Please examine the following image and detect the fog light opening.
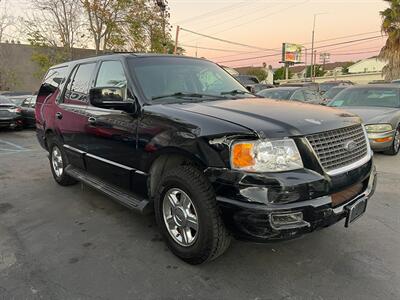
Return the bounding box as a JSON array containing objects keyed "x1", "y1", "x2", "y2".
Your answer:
[{"x1": 270, "y1": 212, "x2": 309, "y2": 230}]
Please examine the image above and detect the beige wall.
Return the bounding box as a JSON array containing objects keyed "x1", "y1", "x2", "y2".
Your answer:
[{"x1": 0, "y1": 43, "x2": 96, "y2": 92}]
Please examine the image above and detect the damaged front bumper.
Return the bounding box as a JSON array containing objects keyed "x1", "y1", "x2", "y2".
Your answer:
[{"x1": 205, "y1": 159, "x2": 377, "y2": 242}]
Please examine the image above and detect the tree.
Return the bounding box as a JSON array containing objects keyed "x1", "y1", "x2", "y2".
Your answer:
[
  {"x1": 81, "y1": 0, "x2": 130, "y2": 54},
  {"x1": 246, "y1": 68, "x2": 267, "y2": 82},
  {"x1": 29, "y1": 0, "x2": 85, "y2": 59},
  {"x1": 273, "y1": 67, "x2": 292, "y2": 81},
  {"x1": 379, "y1": 0, "x2": 400, "y2": 81},
  {"x1": 305, "y1": 65, "x2": 326, "y2": 78},
  {"x1": 0, "y1": 0, "x2": 13, "y2": 42}
]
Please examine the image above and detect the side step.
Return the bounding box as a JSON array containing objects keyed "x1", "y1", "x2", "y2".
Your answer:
[{"x1": 65, "y1": 165, "x2": 151, "y2": 214}]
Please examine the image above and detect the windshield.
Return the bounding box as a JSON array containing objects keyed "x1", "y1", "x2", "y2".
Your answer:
[
  {"x1": 324, "y1": 87, "x2": 346, "y2": 100},
  {"x1": 0, "y1": 96, "x2": 13, "y2": 105},
  {"x1": 320, "y1": 83, "x2": 338, "y2": 92},
  {"x1": 236, "y1": 75, "x2": 259, "y2": 85},
  {"x1": 257, "y1": 89, "x2": 294, "y2": 100},
  {"x1": 128, "y1": 57, "x2": 251, "y2": 103},
  {"x1": 328, "y1": 87, "x2": 400, "y2": 108}
]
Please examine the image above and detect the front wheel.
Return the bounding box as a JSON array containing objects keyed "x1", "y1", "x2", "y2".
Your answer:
[
  {"x1": 384, "y1": 126, "x2": 400, "y2": 156},
  {"x1": 154, "y1": 166, "x2": 231, "y2": 265}
]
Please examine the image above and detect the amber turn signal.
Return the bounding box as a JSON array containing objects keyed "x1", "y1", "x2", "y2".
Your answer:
[
  {"x1": 232, "y1": 143, "x2": 255, "y2": 169},
  {"x1": 374, "y1": 137, "x2": 393, "y2": 143}
]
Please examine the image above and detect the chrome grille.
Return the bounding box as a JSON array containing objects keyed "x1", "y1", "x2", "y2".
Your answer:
[
  {"x1": 306, "y1": 124, "x2": 368, "y2": 172},
  {"x1": 0, "y1": 110, "x2": 11, "y2": 117}
]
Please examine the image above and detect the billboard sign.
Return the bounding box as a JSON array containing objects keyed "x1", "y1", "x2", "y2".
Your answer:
[{"x1": 282, "y1": 43, "x2": 303, "y2": 64}]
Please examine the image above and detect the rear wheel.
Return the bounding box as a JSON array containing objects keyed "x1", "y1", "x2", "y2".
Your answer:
[
  {"x1": 48, "y1": 136, "x2": 77, "y2": 186},
  {"x1": 154, "y1": 166, "x2": 231, "y2": 265},
  {"x1": 384, "y1": 126, "x2": 400, "y2": 156}
]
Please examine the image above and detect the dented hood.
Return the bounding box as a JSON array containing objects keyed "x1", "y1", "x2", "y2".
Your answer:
[{"x1": 171, "y1": 98, "x2": 361, "y2": 138}]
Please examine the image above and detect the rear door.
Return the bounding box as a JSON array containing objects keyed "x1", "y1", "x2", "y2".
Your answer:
[{"x1": 55, "y1": 62, "x2": 97, "y2": 169}]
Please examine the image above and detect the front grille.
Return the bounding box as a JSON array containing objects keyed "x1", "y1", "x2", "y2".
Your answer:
[
  {"x1": 306, "y1": 124, "x2": 368, "y2": 172},
  {"x1": 0, "y1": 110, "x2": 11, "y2": 117}
]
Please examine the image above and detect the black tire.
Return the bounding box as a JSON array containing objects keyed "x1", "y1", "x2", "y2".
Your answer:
[
  {"x1": 154, "y1": 166, "x2": 231, "y2": 265},
  {"x1": 47, "y1": 136, "x2": 77, "y2": 186},
  {"x1": 383, "y1": 126, "x2": 400, "y2": 156}
]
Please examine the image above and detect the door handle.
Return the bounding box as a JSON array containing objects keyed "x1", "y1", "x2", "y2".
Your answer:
[
  {"x1": 55, "y1": 112, "x2": 63, "y2": 119},
  {"x1": 88, "y1": 117, "x2": 97, "y2": 125}
]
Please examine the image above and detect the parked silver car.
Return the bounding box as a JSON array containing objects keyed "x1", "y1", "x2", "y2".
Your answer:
[{"x1": 328, "y1": 85, "x2": 400, "y2": 155}]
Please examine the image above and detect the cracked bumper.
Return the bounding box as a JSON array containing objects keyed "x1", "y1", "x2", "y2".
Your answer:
[{"x1": 206, "y1": 160, "x2": 377, "y2": 242}]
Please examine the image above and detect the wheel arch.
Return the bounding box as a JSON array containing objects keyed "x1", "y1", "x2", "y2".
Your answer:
[{"x1": 147, "y1": 149, "x2": 207, "y2": 200}]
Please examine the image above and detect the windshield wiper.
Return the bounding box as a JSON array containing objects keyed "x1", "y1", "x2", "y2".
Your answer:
[
  {"x1": 152, "y1": 92, "x2": 226, "y2": 100},
  {"x1": 220, "y1": 89, "x2": 254, "y2": 96}
]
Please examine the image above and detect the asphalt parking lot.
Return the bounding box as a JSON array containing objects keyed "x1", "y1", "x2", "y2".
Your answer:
[{"x1": 0, "y1": 129, "x2": 399, "y2": 300}]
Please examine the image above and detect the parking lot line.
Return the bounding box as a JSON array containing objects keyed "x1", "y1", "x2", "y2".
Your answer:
[{"x1": 0, "y1": 139, "x2": 29, "y2": 153}]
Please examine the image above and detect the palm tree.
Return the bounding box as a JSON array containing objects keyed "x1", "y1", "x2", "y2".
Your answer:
[{"x1": 379, "y1": 0, "x2": 400, "y2": 81}]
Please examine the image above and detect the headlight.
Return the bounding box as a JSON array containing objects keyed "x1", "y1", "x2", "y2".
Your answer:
[
  {"x1": 7, "y1": 107, "x2": 21, "y2": 114},
  {"x1": 231, "y1": 139, "x2": 303, "y2": 172},
  {"x1": 365, "y1": 124, "x2": 393, "y2": 133}
]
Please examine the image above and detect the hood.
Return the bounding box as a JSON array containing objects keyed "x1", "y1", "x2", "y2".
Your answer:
[
  {"x1": 169, "y1": 98, "x2": 361, "y2": 138},
  {"x1": 339, "y1": 106, "x2": 399, "y2": 124}
]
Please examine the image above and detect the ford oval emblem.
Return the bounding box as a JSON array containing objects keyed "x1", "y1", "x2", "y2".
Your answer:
[{"x1": 344, "y1": 140, "x2": 357, "y2": 152}]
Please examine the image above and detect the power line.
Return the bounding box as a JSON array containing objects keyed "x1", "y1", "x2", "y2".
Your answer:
[
  {"x1": 182, "y1": 0, "x2": 309, "y2": 44},
  {"x1": 179, "y1": 44, "x2": 250, "y2": 53},
  {"x1": 172, "y1": 1, "x2": 252, "y2": 26},
  {"x1": 180, "y1": 27, "x2": 281, "y2": 52},
  {"x1": 216, "y1": 36, "x2": 383, "y2": 64}
]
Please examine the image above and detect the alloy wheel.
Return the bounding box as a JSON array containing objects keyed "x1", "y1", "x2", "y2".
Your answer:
[
  {"x1": 162, "y1": 188, "x2": 199, "y2": 247},
  {"x1": 51, "y1": 146, "x2": 64, "y2": 177},
  {"x1": 394, "y1": 128, "x2": 400, "y2": 153}
]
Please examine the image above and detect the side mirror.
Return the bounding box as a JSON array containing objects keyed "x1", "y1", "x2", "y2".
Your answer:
[{"x1": 89, "y1": 87, "x2": 136, "y2": 112}]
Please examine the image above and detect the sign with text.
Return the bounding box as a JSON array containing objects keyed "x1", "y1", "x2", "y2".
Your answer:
[{"x1": 282, "y1": 43, "x2": 303, "y2": 64}]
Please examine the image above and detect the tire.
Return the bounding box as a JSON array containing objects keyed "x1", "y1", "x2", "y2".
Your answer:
[
  {"x1": 154, "y1": 166, "x2": 231, "y2": 265},
  {"x1": 383, "y1": 126, "x2": 400, "y2": 156},
  {"x1": 47, "y1": 136, "x2": 77, "y2": 186}
]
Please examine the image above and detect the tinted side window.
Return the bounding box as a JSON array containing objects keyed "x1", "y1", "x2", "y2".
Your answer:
[
  {"x1": 21, "y1": 98, "x2": 30, "y2": 107},
  {"x1": 64, "y1": 63, "x2": 96, "y2": 104},
  {"x1": 95, "y1": 61, "x2": 127, "y2": 88},
  {"x1": 291, "y1": 90, "x2": 305, "y2": 101},
  {"x1": 38, "y1": 66, "x2": 68, "y2": 98},
  {"x1": 304, "y1": 90, "x2": 317, "y2": 102}
]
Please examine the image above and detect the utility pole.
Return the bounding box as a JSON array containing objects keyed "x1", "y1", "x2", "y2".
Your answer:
[
  {"x1": 310, "y1": 13, "x2": 326, "y2": 82},
  {"x1": 174, "y1": 25, "x2": 180, "y2": 54},
  {"x1": 310, "y1": 15, "x2": 316, "y2": 82},
  {"x1": 313, "y1": 50, "x2": 317, "y2": 81}
]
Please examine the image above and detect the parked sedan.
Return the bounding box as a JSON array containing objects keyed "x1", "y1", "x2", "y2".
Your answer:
[
  {"x1": 328, "y1": 85, "x2": 400, "y2": 155},
  {"x1": 19, "y1": 95, "x2": 37, "y2": 127},
  {"x1": 257, "y1": 87, "x2": 323, "y2": 105},
  {"x1": 0, "y1": 96, "x2": 23, "y2": 130},
  {"x1": 7, "y1": 95, "x2": 32, "y2": 106},
  {"x1": 322, "y1": 86, "x2": 348, "y2": 103}
]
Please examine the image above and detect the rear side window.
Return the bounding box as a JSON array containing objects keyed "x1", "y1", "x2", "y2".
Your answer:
[
  {"x1": 64, "y1": 63, "x2": 96, "y2": 104},
  {"x1": 291, "y1": 90, "x2": 305, "y2": 101},
  {"x1": 38, "y1": 66, "x2": 68, "y2": 98}
]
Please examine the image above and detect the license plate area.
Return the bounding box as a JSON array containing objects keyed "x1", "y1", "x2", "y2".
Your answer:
[{"x1": 345, "y1": 198, "x2": 367, "y2": 227}]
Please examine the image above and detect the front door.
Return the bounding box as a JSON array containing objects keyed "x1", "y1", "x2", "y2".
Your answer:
[{"x1": 83, "y1": 60, "x2": 142, "y2": 193}]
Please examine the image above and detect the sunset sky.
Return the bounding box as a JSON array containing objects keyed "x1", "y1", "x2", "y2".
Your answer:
[
  {"x1": 6, "y1": 0, "x2": 389, "y2": 69},
  {"x1": 169, "y1": 0, "x2": 388, "y2": 68}
]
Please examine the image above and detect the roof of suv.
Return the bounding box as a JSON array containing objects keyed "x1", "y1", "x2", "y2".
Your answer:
[{"x1": 50, "y1": 53, "x2": 204, "y2": 69}]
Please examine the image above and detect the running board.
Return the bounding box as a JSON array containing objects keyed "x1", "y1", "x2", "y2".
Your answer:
[{"x1": 65, "y1": 165, "x2": 151, "y2": 214}]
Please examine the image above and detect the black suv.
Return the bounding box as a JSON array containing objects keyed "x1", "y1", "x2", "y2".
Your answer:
[{"x1": 36, "y1": 54, "x2": 377, "y2": 264}]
